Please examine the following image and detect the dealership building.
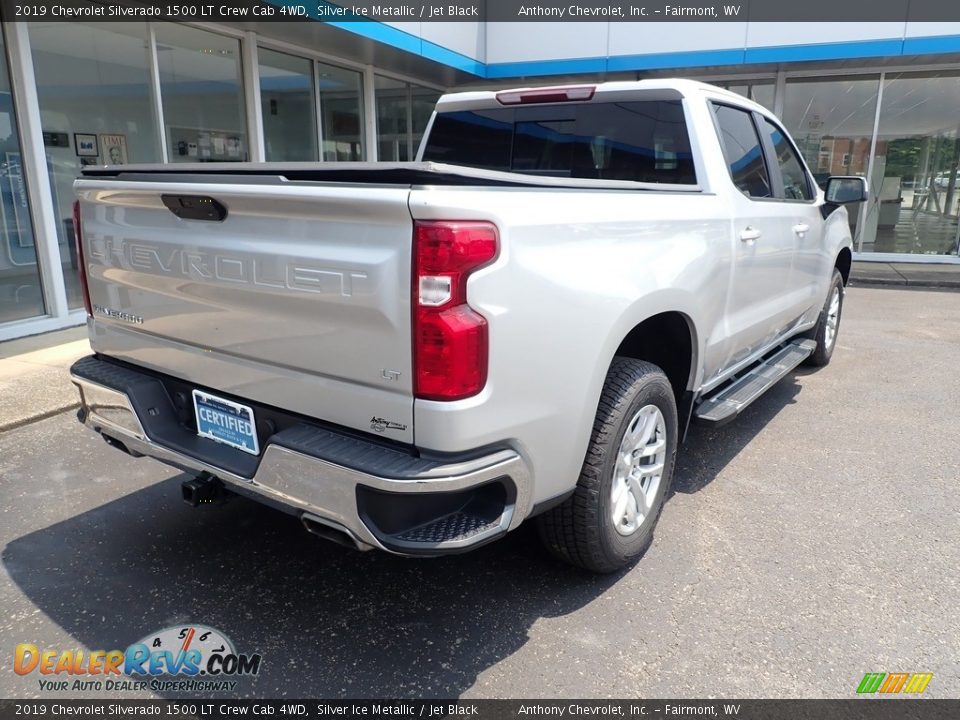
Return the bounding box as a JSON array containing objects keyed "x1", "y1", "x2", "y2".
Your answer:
[{"x1": 2, "y1": 16, "x2": 960, "y2": 340}]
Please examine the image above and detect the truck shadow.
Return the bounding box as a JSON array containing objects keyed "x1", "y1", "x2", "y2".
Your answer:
[
  {"x1": 673, "y1": 375, "x2": 802, "y2": 494},
  {"x1": 3, "y1": 477, "x2": 621, "y2": 700},
  {"x1": 3, "y1": 375, "x2": 802, "y2": 699}
]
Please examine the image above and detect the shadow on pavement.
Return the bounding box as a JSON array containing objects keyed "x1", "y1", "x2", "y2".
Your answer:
[
  {"x1": 3, "y1": 373, "x2": 805, "y2": 699},
  {"x1": 673, "y1": 376, "x2": 802, "y2": 495},
  {"x1": 3, "y1": 473, "x2": 622, "y2": 699}
]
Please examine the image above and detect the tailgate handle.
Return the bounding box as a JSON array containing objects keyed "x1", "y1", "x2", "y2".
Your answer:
[{"x1": 161, "y1": 194, "x2": 227, "y2": 222}]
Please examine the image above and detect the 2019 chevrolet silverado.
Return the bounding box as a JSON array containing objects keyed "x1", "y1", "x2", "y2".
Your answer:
[{"x1": 69, "y1": 80, "x2": 866, "y2": 572}]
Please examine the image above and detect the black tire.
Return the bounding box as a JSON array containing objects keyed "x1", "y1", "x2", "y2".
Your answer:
[
  {"x1": 537, "y1": 358, "x2": 678, "y2": 573},
  {"x1": 803, "y1": 268, "x2": 845, "y2": 367}
]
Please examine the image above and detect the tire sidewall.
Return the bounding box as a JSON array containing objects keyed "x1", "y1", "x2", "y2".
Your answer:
[
  {"x1": 817, "y1": 270, "x2": 845, "y2": 362},
  {"x1": 597, "y1": 374, "x2": 678, "y2": 564}
]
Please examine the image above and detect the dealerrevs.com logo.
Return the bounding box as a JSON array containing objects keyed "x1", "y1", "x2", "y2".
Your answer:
[{"x1": 15, "y1": 625, "x2": 262, "y2": 693}]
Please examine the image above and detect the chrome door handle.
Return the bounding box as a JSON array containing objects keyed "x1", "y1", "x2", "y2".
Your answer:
[
  {"x1": 739, "y1": 227, "x2": 762, "y2": 242},
  {"x1": 792, "y1": 223, "x2": 810, "y2": 236}
]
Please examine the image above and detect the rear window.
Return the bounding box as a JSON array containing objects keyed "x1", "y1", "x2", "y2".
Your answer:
[{"x1": 422, "y1": 100, "x2": 697, "y2": 184}]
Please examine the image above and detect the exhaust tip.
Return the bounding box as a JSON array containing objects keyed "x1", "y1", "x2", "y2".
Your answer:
[{"x1": 301, "y1": 513, "x2": 372, "y2": 552}]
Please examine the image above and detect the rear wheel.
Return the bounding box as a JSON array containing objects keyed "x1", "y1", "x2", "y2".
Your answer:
[
  {"x1": 537, "y1": 358, "x2": 678, "y2": 573},
  {"x1": 803, "y1": 268, "x2": 844, "y2": 367}
]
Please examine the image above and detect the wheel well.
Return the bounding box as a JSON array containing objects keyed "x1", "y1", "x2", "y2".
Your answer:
[
  {"x1": 614, "y1": 312, "x2": 694, "y2": 402},
  {"x1": 835, "y1": 247, "x2": 852, "y2": 285}
]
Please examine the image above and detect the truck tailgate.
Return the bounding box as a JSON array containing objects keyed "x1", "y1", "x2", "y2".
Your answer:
[{"x1": 74, "y1": 178, "x2": 415, "y2": 443}]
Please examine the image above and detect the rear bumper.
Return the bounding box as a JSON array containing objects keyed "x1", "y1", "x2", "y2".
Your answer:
[{"x1": 70, "y1": 355, "x2": 531, "y2": 555}]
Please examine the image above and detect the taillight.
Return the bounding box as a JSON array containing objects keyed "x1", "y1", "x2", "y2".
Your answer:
[
  {"x1": 495, "y1": 85, "x2": 596, "y2": 105},
  {"x1": 73, "y1": 200, "x2": 92, "y2": 316},
  {"x1": 413, "y1": 221, "x2": 498, "y2": 401}
]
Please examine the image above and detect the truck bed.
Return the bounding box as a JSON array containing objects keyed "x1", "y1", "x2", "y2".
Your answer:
[{"x1": 81, "y1": 161, "x2": 702, "y2": 193}]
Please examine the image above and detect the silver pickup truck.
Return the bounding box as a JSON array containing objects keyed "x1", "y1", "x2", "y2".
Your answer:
[{"x1": 69, "y1": 79, "x2": 865, "y2": 572}]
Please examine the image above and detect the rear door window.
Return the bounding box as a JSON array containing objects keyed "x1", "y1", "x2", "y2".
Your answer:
[
  {"x1": 422, "y1": 100, "x2": 697, "y2": 184},
  {"x1": 711, "y1": 103, "x2": 772, "y2": 199},
  {"x1": 762, "y1": 118, "x2": 814, "y2": 201}
]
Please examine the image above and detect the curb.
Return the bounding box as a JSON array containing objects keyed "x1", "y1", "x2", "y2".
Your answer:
[
  {"x1": 851, "y1": 277, "x2": 960, "y2": 290},
  {"x1": 0, "y1": 403, "x2": 80, "y2": 434}
]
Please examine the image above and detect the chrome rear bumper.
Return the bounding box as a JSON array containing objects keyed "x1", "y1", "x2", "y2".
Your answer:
[{"x1": 71, "y1": 356, "x2": 530, "y2": 555}]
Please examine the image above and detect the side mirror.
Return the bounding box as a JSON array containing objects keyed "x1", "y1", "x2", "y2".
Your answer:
[{"x1": 825, "y1": 176, "x2": 868, "y2": 204}]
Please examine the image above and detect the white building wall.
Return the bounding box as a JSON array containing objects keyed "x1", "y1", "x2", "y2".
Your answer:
[{"x1": 377, "y1": 20, "x2": 960, "y2": 75}]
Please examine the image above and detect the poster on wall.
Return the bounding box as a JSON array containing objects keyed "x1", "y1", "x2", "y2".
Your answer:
[
  {"x1": 170, "y1": 127, "x2": 246, "y2": 162},
  {"x1": 100, "y1": 134, "x2": 128, "y2": 165},
  {"x1": 74, "y1": 133, "x2": 98, "y2": 157}
]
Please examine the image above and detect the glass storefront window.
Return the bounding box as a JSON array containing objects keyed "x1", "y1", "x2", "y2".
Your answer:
[
  {"x1": 259, "y1": 48, "x2": 317, "y2": 162},
  {"x1": 317, "y1": 62, "x2": 364, "y2": 161},
  {"x1": 154, "y1": 24, "x2": 247, "y2": 163},
  {"x1": 863, "y1": 71, "x2": 960, "y2": 256},
  {"x1": 29, "y1": 20, "x2": 159, "y2": 311},
  {"x1": 713, "y1": 80, "x2": 776, "y2": 112},
  {"x1": 0, "y1": 27, "x2": 45, "y2": 323},
  {"x1": 782, "y1": 75, "x2": 881, "y2": 244},
  {"x1": 411, "y1": 84, "x2": 441, "y2": 157},
  {"x1": 375, "y1": 76, "x2": 440, "y2": 161},
  {"x1": 375, "y1": 76, "x2": 410, "y2": 162}
]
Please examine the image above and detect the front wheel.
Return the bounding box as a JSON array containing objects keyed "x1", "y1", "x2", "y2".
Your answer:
[
  {"x1": 537, "y1": 358, "x2": 678, "y2": 573},
  {"x1": 803, "y1": 268, "x2": 845, "y2": 367}
]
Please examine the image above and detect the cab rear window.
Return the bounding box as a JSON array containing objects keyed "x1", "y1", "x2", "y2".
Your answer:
[{"x1": 422, "y1": 100, "x2": 697, "y2": 185}]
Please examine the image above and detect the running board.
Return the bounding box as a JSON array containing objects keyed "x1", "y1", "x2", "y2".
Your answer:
[{"x1": 693, "y1": 339, "x2": 816, "y2": 428}]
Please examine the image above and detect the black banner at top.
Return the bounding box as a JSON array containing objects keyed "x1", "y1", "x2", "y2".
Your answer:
[{"x1": 6, "y1": 0, "x2": 960, "y2": 22}]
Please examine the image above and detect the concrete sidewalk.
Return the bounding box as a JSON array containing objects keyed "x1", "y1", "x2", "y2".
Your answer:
[
  {"x1": 0, "y1": 326, "x2": 90, "y2": 433},
  {"x1": 851, "y1": 260, "x2": 960, "y2": 288}
]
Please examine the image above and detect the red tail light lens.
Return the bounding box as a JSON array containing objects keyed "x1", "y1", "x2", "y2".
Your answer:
[
  {"x1": 413, "y1": 221, "x2": 498, "y2": 400},
  {"x1": 73, "y1": 200, "x2": 92, "y2": 316}
]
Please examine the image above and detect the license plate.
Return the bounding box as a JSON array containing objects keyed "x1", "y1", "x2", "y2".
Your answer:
[{"x1": 192, "y1": 389, "x2": 260, "y2": 456}]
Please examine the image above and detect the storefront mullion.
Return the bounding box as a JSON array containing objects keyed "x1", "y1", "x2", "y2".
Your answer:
[
  {"x1": 313, "y1": 60, "x2": 325, "y2": 160},
  {"x1": 858, "y1": 71, "x2": 885, "y2": 254},
  {"x1": 242, "y1": 31, "x2": 266, "y2": 163},
  {"x1": 1, "y1": 21, "x2": 70, "y2": 336},
  {"x1": 146, "y1": 24, "x2": 169, "y2": 163}
]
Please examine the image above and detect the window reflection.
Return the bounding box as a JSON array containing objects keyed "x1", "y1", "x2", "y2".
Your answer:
[
  {"x1": 375, "y1": 76, "x2": 440, "y2": 161},
  {"x1": 781, "y1": 75, "x2": 880, "y2": 245},
  {"x1": 29, "y1": 20, "x2": 159, "y2": 311},
  {"x1": 1, "y1": 28, "x2": 45, "y2": 322},
  {"x1": 867, "y1": 71, "x2": 960, "y2": 255},
  {"x1": 259, "y1": 48, "x2": 317, "y2": 162},
  {"x1": 318, "y1": 62, "x2": 364, "y2": 161},
  {"x1": 155, "y1": 24, "x2": 247, "y2": 163}
]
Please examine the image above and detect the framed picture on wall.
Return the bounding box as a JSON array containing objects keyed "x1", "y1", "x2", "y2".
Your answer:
[
  {"x1": 74, "y1": 133, "x2": 98, "y2": 157},
  {"x1": 100, "y1": 134, "x2": 128, "y2": 165}
]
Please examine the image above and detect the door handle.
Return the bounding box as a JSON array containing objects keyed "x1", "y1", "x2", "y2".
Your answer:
[
  {"x1": 739, "y1": 227, "x2": 762, "y2": 242},
  {"x1": 792, "y1": 223, "x2": 810, "y2": 236}
]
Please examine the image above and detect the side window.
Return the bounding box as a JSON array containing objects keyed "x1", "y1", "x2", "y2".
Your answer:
[
  {"x1": 712, "y1": 103, "x2": 772, "y2": 199},
  {"x1": 763, "y1": 118, "x2": 814, "y2": 201}
]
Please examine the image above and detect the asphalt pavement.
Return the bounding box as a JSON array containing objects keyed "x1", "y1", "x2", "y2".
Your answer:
[{"x1": 0, "y1": 286, "x2": 958, "y2": 700}]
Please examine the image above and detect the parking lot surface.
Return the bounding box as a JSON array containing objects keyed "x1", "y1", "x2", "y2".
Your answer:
[{"x1": 1, "y1": 285, "x2": 958, "y2": 699}]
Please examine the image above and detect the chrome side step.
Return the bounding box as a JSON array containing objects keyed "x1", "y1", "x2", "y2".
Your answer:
[{"x1": 693, "y1": 339, "x2": 816, "y2": 428}]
